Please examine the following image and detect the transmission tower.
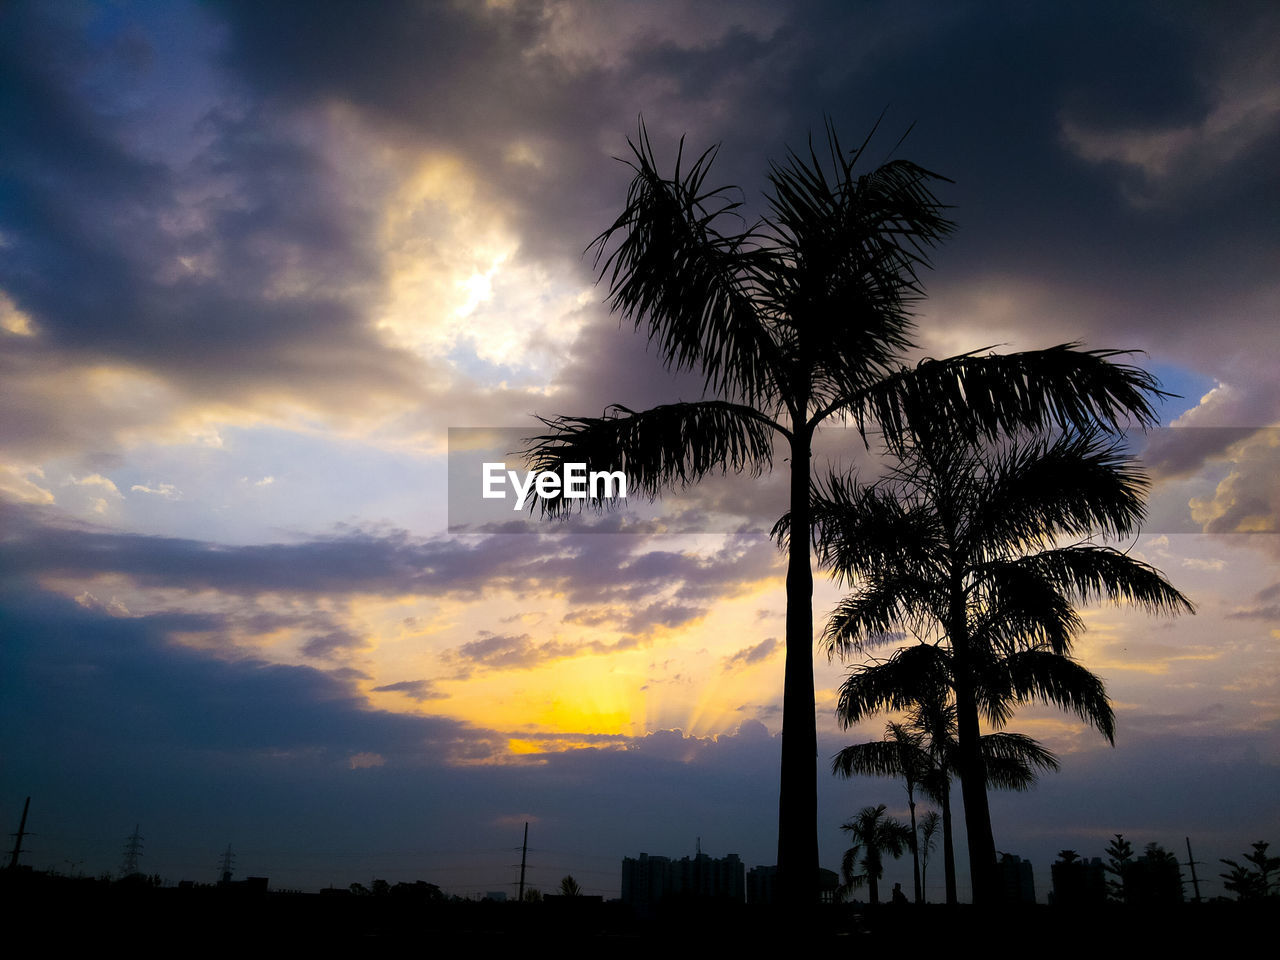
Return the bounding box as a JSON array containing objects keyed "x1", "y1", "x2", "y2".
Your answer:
[
  {"x1": 120, "y1": 824, "x2": 144, "y2": 878},
  {"x1": 217, "y1": 843, "x2": 235, "y2": 884}
]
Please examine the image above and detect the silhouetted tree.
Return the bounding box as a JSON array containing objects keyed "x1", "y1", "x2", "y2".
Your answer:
[
  {"x1": 927, "y1": 703, "x2": 1057, "y2": 905},
  {"x1": 839, "y1": 804, "x2": 912, "y2": 905},
  {"x1": 559, "y1": 874, "x2": 583, "y2": 897},
  {"x1": 918, "y1": 810, "x2": 940, "y2": 903},
  {"x1": 1127, "y1": 843, "x2": 1183, "y2": 905},
  {"x1": 832, "y1": 722, "x2": 927, "y2": 902},
  {"x1": 1220, "y1": 841, "x2": 1278, "y2": 901},
  {"x1": 1104, "y1": 833, "x2": 1133, "y2": 902},
  {"x1": 816, "y1": 423, "x2": 1193, "y2": 903},
  {"x1": 526, "y1": 120, "x2": 1169, "y2": 905}
]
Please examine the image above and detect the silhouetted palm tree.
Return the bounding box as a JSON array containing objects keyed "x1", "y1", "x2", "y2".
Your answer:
[
  {"x1": 832, "y1": 722, "x2": 927, "y2": 902},
  {"x1": 840, "y1": 804, "x2": 913, "y2": 905},
  {"x1": 525, "y1": 120, "x2": 1168, "y2": 904},
  {"x1": 918, "y1": 810, "x2": 940, "y2": 903},
  {"x1": 559, "y1": 874, "x2": 583, "y2": 896},
  {"x1": 817, "y1": 422, "x2": 1193, "y2": 903},
  {"x1": 836, "y1": 696, "x2": 1058, "y2": 905}
]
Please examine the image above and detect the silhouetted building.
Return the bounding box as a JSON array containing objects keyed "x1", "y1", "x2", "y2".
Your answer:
[
  {"x1": 1051, "y1": 853, "x2": 1106, "y2": 906},
  {"x1": 621, "y1": 852, "x2": 673, "y2": 912},
  {"x1": 1126, "y1": 844, "x2": 1184, "y2": 906},
  {"x1": 621, "y1": 846, "x2": 744, "y2": 910},
  {"x1": 747, "y1": 864, "x2": 775, "y2": 905},
  {"x1": 746, "y1": 865, "x2": 839, "y2": 905},
  {"x1": 817, "y1": 867, "x2": 840, "y2": 904},
  {"x1": 998, "y1": 853, "x2": 1036, "y2": 904}
]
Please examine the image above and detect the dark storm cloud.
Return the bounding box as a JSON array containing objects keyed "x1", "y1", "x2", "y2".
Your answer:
[
  {"x1": 0, "y1": 571, "x2": 795, "y2": 887},
  {"x1": 3, "y1": 0, "x2": 1278, "y2": 895},
  {"x1": 4, "y1": 564, "x2": 1274, "y2": 893},
  {"x1": 206, "y1": 0, "x2": 788, "y2": 263},
  {"x1": 5, "y1": 0, "x2": 1274, "y2": 470},
  {"x1": 0, "y1": 582, "x2": 480, "y2": 765},
  {"x1": 0, "y1": 2, "x2": 430, "y2": 461},
  {"x1": 0, "y1": 502, "x2": 778, "y2": 631}
]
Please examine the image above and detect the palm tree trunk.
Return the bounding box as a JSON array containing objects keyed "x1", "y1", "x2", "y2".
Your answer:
[
  {"x1": 941, "y1": 779, "x2": 957, "y2": 906},
  {"x1": 954, "y1": 672, "x2": 998, "y2": 905},
  {"x1": 908, "y1": 792, "x2": 921, "y2": 903},
  {"x1": 778, "y1": 421, "x2": 817, "y2": 907}
]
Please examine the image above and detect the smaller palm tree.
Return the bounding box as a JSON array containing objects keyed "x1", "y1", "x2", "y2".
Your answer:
[
  {"x1": 918, "y1": 810, "x2": 940, "y2": 903},
  {"x1": 816, "y1": 423, "x2": 1193, "y2": 903},
  {"x1": 559, "y1": 874, "x2": 583, "y2": 897},
  {"x1": 835, "y1": 690, "x2": 1058, "y2": 905},
  {"x1": 839, "y1": 804, "x2": 913, "y2": 905},
  {"x1": 832, "y1": 722, "x2": 928, "y2": 903}
]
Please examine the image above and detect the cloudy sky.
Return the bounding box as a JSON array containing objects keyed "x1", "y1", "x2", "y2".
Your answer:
[{"x1": 2, "y1": 1, "x2": 1277, "y2": 899}]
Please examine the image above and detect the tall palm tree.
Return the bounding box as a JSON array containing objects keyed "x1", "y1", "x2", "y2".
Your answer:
[
  {"x1": 839, "y1": 804, "x2": 913, "y2": 905},
  {"x1": 524, "y1": 120, "x2": 1168, "y2": 905},
  {"x1": 835, "y1": 697, "x2": 1058, "y2": 905},
  {"x1": 816, "y1": 422, "x2": 1194, "y2": 904}
]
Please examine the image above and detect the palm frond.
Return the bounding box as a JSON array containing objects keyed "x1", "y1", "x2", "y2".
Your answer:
[
  {"x1": 971, "y1": 567, "x2": 1083, "y2": 657},
  {"x1": 763, "y1": 122, "x2": 954, "y2": 409},
  {"x1": 809, "y1": 473, "x2": 943, "y2": 584},
  {"x1": 589, "y1": 121, "x2": 783, "y2": 406},
  {"x1": 994, "y1": 650, "x2": 1116, "y2": 744},
  {"x1": 835, "y1": 644, "x2": 951, "y2": 727},
  {"x1": 522, "y1": 400, "x2": 782, "y2": 515},
  {"x1": 840, "y1": 845, "x2": 867, "y2": 896},
  {"x1": 822, "y1": 579, "x2": 938, "y2": 658},
  {"x1": 843, "y1": 343, "x2": 1169, "y2": 446},
  {"x1": 985, "y1": 546, "x2": 1195, "y2": 616},
  {"x1": 832, "y1": 724, "x2": 927, "y2": 780},
  {"x1": 832, "y1": 741, "x2": 906, "y2": 779},
  {"x1": 968, "y1": 430, "x2": 1151, "y2": 549},
  {"x1": 979, "y1": 732, "x2": 1060, "y2": 792}
]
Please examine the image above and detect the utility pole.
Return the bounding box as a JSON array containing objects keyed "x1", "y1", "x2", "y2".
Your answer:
[
  {"x1": 517, "y1": 822, "x2": 528, "y2": 902},
  {"x1": 7, "y1": 796, "x2": 31, "y2": 869},
  {"x1": 120, "y1": 824, "x2": 144, "y2": 878},
  {"x1": 1184, "y1": 836, "x2": 1203, "y2": 903}
]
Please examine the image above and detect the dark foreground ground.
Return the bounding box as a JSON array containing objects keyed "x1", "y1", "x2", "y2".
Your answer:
[{"x1": 4, "y1": 870, "x2": 1273, "y2": 950}]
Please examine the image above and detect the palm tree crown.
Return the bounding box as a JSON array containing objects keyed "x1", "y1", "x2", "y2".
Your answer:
[
  {"x1": 525, "y1": 120, "x2": 1170, "y2": 906},
  {"x1": 839, "y1": 803, "x2": 914, "y2": 905},
  {"x1": 816, "y1": 422, "x2": 1194, "y2": 904}
]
